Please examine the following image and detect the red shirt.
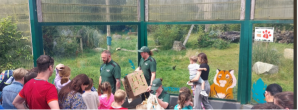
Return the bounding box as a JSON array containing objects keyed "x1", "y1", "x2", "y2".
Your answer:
[
  {"x1": 109, "y1": 106, "x2": 128, "y2": 109},
  {"x1": 19, "y1": 79, "x2": 58, "y2": 109}
]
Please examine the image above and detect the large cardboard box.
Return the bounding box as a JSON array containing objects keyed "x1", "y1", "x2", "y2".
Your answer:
[{"x1": 122, "y1": 70, "x2": 148, "y2": 99}]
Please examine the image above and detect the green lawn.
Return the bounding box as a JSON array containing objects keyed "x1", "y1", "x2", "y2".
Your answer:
[{"x1": 49, "y1": 34, "x2": 294, "y2": 104}]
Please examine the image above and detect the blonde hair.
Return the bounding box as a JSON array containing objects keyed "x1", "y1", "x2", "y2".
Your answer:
[
  {"x1": 98, "y1": 82, "x2": 112, "y2": 100},
  {"x1": 114, "y1": 89, "x2": 127, "y2": 103},
  {"x1": 13, "y1": 68, "x2": 28, "y2": 80},
  {"x1": 189, "y1": 56, "x2": 198, "y2": 62},
  {"x1": 58, "y1": 66, "x2": 71, "y2": 84}
]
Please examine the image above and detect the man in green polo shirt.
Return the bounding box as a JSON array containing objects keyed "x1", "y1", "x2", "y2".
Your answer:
[
  {"x1": 151, "y1": 78, "x2": 170, "y2": 109},
  {"x1": 136, "y1": 46, "x2": 156, "y2": 101},
  {"x1": 99, "y1": 50, "x2": 121, "y2": 94}
]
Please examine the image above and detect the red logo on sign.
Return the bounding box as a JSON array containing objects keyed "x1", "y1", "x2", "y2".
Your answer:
[{"x1": 262, "y1": 30, "x2": 271, "y2": 39}]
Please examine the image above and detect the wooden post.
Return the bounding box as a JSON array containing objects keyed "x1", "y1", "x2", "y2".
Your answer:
[
  {"x1": 250, "y1": 0, "x2": 255, "y2": 20},
  {"x1": 80, "y1": 37, "x2": 83, "y2": 52},
  {"x1": 240, "y1": 0, "x2": 245, "y2": 20},
  {"x1": 36, "y1": 0, "x2": 42, "y2": 22},
  {"x1": 183, "y1": 24, "x2": 194, "y2": 46},
  {"x1": 145, "y1": 0, "x2": 148, "y2": 21},
  {"x1": 106, "y1": 0, "x2": 111, "y2": 50}
]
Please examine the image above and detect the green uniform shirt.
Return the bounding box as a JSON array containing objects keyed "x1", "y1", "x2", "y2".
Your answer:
[
  {"x1": 100, "y1": 60, "x2": 121, "y2": 94},
  {"x1": 139, "y1": 56, "x2": 156, "y2": 86},
  {"x1": 158, "y1": 89, "x2": 170, "y2": 109}
]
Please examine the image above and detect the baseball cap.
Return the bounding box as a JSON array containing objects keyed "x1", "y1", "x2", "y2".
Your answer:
[
  {"x1": 151, "y1": 78, "x2": 162, "y2": 92},
  {"x1": 138, "y1": 46, "x2": 150, "y2": 53}
]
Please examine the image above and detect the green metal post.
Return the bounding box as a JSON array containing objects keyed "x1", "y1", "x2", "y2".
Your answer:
[
  {"x1": 237, "y1": 0, "x2": 252, "y2": 104},
  {"x1": 138, "y1": 0, "x2": 146, "y2": 66},
  {"x1": 29, "y1": 0, "x2": 43, "y2": 67}
]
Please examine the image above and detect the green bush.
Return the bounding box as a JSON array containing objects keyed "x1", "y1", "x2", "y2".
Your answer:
[
  {"x1": 212, "y1": 39, "x2": 230, "y2": 49},
  {"x1": 252, "y1": 41, "x2": 281, "y2": 65},
  {"x1": 0, "y1": 17, "x2": 32, "y2": 71},
  {"x1": 152, "y1": 25, "x2": 188, "y2": 50},
  {"x1": 197, "y1": 33, "x2": 230, "y2": 49},
  {"x1": 52, "y1": 37, "x2": 79, "y2": 57}
]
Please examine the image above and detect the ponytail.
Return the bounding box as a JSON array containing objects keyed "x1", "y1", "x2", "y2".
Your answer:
[{"x1": 149, "y1": 51, "x2": 153, "y2": 56}]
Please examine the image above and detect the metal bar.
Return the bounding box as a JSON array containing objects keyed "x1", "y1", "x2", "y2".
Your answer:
[
  {"x1": 38, "y1": 22, "x2": 140, "y2": 26},
  {"x1": 250, "y1": 0, "x2": 255, "y2": 20},
  {"x1": 147, "y1": 21, "x2": 243, "y2": 25},
  {"x1": 251, "y1": 20, "x2": 293, "y2": 24},
  {"x1": 36, "y1": 0, "x2": 42, "y2": 22},
  {"x1": 29, "y1": 0, "x2": 43, "y2": 67}
]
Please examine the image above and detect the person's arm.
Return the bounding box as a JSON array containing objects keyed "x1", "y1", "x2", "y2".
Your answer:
[
  {"x1": 116, "y1": 79, "x2": 120, "y2": 90},
  {"x1": 99, "y1": 76, "x2": 102, "y2": 85},
  {"x1": 147, "y1": 59, "x2": 157, "y2": 92},
  {"x1": 48, "y1": 101, "x2": 60, "y2": 109},
  {"x1": 114, "y1": 64, "x2": 121, "y2": 90},
  {"x1": 147, "y1": 72, "x2": 156, "y2": 92},
  {"x1": 190, "y1": 70, "x2": 202, "y2": 82},
  {"x1": 197, "y1": 68, "x2": 207, "y2": 71},
  {"x1": 12, "y1": 95, "x2": 25, "y2": 109},
  {"x1": 54, "y1": 64, "x2": 64, "y2": 85},
  {"x1": 155, "y1": 92, "x2": 169, "y2": 109}
]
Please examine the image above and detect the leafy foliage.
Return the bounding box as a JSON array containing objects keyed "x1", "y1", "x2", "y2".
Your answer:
[
  {"x1": 252, "y1": 41, "x2": 281, "y2": 65},
  {"x1": 152, "y1": 25, "x2": 189, "y2": 50},
  {"x1": 0, "y1": 17, "x2": 32, "y2": 71},
  {"x1": 197, "y1": 33, "x2": 230, "y2": 49}
]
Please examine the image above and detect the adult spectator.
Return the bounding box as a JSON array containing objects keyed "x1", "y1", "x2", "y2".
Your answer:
[
  {"x1": 190, "y1": 53, "x2": 213, "y2": 109},
  {"x1": 24, "y1": 71, "x2": 38, "y2": 84},
  {"x1": 13, "y1": 55, "x2": 59, "y2": 109},
  {"x1": 58, "y1": 74, "x2": 90, "y2": 109},
  {"x1": 273, "y1": 92, "x2": 294, "y2": 109},
  {"x1": 99, "y1": 50, "x2": 121, "y2": 94},
  {"x1": 264, "y1": 83, "x2": 282, "y2": 103},
  {"x1": 251, "y1": 103, "x2": 281, "y2": 109},
  {"x1": 137, "y1": 46, "x2": 156, "y2": 101},
  {"x1": 2, "y1": 68, "x2": 28, "y2": 109},
  {"x1": 150, "y1": 78, "x2": 170, "y2": 109}
]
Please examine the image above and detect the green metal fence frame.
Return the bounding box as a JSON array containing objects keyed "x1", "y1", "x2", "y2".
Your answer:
[{"x1": 28, "y1": 0, "x2": 293, "y2": 104}]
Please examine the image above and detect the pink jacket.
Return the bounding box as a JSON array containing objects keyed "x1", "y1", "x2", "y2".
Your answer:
[{"x1": 98, "y1": 93, "x2": 114, "y2": 109}]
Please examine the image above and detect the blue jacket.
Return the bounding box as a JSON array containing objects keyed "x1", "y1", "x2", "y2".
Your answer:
[{"x1": 2, "y1": 81, "x2": 23, "y2": 109}]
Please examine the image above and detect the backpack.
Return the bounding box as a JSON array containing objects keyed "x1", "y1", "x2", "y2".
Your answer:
[{"x1": 0, "y1": 70, "x2": 14, "y2": 91}]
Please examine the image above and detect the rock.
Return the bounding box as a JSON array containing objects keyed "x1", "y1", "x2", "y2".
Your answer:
[
  {"x1": 218, "y1": 31, "x2": 240, "y2": 43},
  {"x1": 284, "y1": 48, "x2": 293, "y2": 60},
  {"x1": 172, "y1": 41, "x2": 186, "y2": 51},
  {"x1": 113, "y1": 34, "x2": 122, "y2": 40},
  {"x1": 151, "y1": 48, "x2": 158, "y2": 52},
  {"x1": 93, "y1": 47, "x2": 106, "y2": 52},
  {"x1": 125, "y1": 37, "x2": 131, "y2": 40},
  {"x1": 252, "y1": 62, "x2": 279, "y2": 74},
  {"x1": 116, "y1": 47, "x2": 121, "y2": 51}
]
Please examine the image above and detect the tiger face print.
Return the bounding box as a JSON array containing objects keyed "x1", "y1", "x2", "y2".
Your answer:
[{"x1": 209, "y1": 69, "x2": 237, "y2": 99}]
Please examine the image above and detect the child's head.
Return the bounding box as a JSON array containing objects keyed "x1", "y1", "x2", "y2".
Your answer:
[
  {"x1": 178, "y1": 92, "x2": 192, "y2": 108},
  {"x1": 179, "y1": 87, "x2": 191, "y2": 94},
  {"x1": 58, "y1": 65, "x2": 71, "y2": 84},
  {"x1": 85, "y1": 78, "x2": 93, "y2": 91},
  {"x1": 114, "y1": 89, "x2": 127, "y2": 104},
  {"x1": 98, "y1": 82, "x2": 112, "y2": 99},
  {"x1": 13, "y1": 68, "x2": 28, "y2": 84},
  {"x1": 189, "y1": 56, "x2": 197, "y2": 64}
]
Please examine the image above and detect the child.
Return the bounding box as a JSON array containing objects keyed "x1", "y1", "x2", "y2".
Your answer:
[
  {"x1": 188, "y1": 56, "x2": 208, "y2": 97},
  {"x1": 82, "y1": 78, "x2": 100, "y2": 109},
  {"x1": 110, "y1": 89, "x2": 128, "y2": 109},
  {"x1": 55, "y1": 64, "x2": 71, "y2": 92},
  {"x1": 174, "y1": 92, "x2": 193, "y2": 110},
  {"x1": 98, "y1": 82, "x2": 114, "y2": 109}
]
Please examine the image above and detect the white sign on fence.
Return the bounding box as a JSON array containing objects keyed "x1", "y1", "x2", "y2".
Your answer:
[{"x1": 254, "y1": 27, "x2": 274, "y2": 42}]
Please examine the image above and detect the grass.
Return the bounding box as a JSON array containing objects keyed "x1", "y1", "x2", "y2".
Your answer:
[{"x1": 48, "y1": 33, "x2": 294, "y2": 104}]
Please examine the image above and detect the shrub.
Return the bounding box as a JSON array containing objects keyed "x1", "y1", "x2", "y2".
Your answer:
[
  {"x1": 152, "y1": 25, "x2": 188, "y2": 50},
  {"x1": 212, "y1": 39, "x2": 230, "y2": 49},
  {"x1": 0, "y1": 17, "x2": 32, "y2": 71},
  {"x1": 252, "y1": 41, "x2": 281, "y2": 65},
  {"x1": 52, "y1": 36, "x2": 79, "y2": 57},
  {"x1": 197, "y1": 33, "x2": 230, "y2": 49}
]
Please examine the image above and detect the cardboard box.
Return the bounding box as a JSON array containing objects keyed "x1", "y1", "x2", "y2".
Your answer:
[{"x1": 122, "y1": 70, "x2": 148, "y2": 98}]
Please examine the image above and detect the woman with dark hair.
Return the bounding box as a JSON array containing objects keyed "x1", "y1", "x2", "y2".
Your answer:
[
  {"x1": 58, "y1": 74, "x2": 90, "y2": 109},
  {"x1": 190, "y1": 53, "x2": 213, "y2": 109},
  {"x1": 273, "y1": 92, "x2": 294, "y2": 109}
]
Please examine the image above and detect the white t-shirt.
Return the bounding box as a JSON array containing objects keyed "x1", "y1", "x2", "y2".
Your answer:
[
  {"x1": 188, "y1": 63, "x2": 200, "y2": 79},
  {"x1": 82, "y1": 91, "x2": 100, "y2": 109}
]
